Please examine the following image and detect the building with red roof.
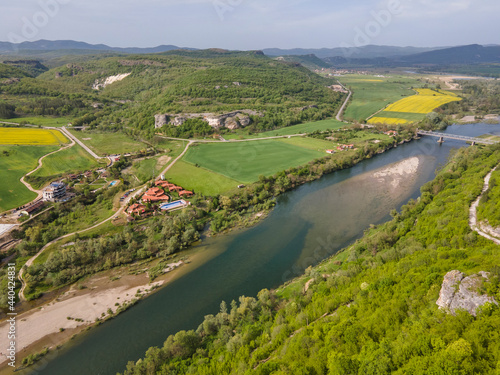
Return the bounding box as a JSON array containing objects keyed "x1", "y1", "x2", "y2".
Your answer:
[
  {"x1": 142, "y1": 187, "x2": 169, "y2": 202},
  {"x1": 127, "y1": 203, "x2": 147, "y2": 216},
  {"x1": 179, "y1": 190, "x2": 194, "y2": 198}
]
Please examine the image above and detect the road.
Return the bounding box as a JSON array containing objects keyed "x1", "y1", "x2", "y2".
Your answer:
[
  {"x1": 336, "y1": 81, "x2": 352, "y2": 122},
  {"x1": 60, "y1": 126, "x2": 103, "y2": 160},
  {"x1": 18, "y1": 186, "x2": 146, "y2": 301}
]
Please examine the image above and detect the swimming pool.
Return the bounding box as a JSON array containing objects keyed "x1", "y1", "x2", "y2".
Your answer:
[
  {"x1": 159, "y1": 200, "x2": 186, "y2": 211},
  {"x1": 109, "y1": 181, "x2": 118, "y2": 187}
]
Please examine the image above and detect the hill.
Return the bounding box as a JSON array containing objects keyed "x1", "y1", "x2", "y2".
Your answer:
[{"x1": 273, "y1": 54, "x2": 332, "y2": 70}]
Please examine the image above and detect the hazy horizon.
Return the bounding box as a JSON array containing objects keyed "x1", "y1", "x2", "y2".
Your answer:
[{"x1": 1, "y1": 0, "x2": 499, "y2": 51}]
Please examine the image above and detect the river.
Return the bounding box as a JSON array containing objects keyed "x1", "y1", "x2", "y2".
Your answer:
[{"x1": 27, "y1": 123, "x2": 500, "y2": 375}]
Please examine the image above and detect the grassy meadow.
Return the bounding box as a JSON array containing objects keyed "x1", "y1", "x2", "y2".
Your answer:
[
  {"x1": 224, "y1": 118, "x2": 346, "y2": 140},
  {"x1": 0, "y1": 145, "x2": 58, "y2": 211},
  {"x1": 0, "y1": 116, "x2": 73, "y2": 127},
  {"x1": 183, "y1": 140, "x2": 324, "y2": 183},
  {"x1": 166, "y1": 160, "x2": 241, "y2": 196},
  {"x1": 68, "y1": 130, "x2": 148, "y2": 155}
]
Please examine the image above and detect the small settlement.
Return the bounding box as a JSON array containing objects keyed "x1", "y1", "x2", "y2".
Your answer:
[{"x1": 126, "y1": 178, "x2": 194, "y2": 219}]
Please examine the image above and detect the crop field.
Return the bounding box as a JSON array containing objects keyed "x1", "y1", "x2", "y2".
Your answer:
[
  {"x1": 0, "y1": 145, "x2": 58, "y2": 212},
  {"x1": 383, "y1": 89, "x2": 461, "y2": 114},
  {"x1": 183, "y1": 140, "x2": 324, "y2": 183},
  {"x1": 368, "y1": 89, "x2": 462, "y2": 125},
  {"x1": 338, "y1": 74, "x2": 422, "y2": 122},
  {"x1": 276, "y1": 136, "x2": 336, "y2": 151},
  {"x1": 0, "y1": 128, "x2": 68, "y2": 145},
  {"x1": 166, "y1": 160, "x2": 241, "y2": 196},
  {"x1": 69, "y1": 130, "x2": 148, "y2": 155}
]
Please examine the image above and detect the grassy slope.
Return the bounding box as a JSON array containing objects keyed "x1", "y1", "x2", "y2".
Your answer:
[
  {"x1": 68, "y1": 130, "x2": 147, "y2": 155},
  {"x1": 183, "y1": 140, "x2": 324, "y2": 183},
  {"x1": 0, "y1": 145, "x2": 57, "y2": 211},
  {"x1": 339, "y1": 75, "x2": 421, "y2": 121},
  {"x1": 477, "y1": 169, "x2": 500, "y2": 227},
  {"x1": 166, "y1": 160, "x2": 241, "y2": 196}
]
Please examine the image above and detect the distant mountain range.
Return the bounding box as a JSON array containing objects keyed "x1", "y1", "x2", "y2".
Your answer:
[
  {"x1": 0, "y1": 39, "x2": 195, "y2": 54},
  {"x1": 262, "y1": 45, "x2": 442, "y2": 59}
]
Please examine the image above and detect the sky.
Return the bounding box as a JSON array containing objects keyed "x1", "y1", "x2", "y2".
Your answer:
[{"x1": 1, "y1": 0, "x2": 499, "y2": 49}]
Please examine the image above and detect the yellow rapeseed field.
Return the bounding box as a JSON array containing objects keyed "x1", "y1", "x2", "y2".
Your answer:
[
  {"x1": 0, "y1": 128, "x2": 68, "y2": 145},
  {"x1": 383, "y1": 89, "x2": 461, "y2": 114}
]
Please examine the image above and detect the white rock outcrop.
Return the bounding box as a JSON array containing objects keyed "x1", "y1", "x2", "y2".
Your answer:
[{"x1": 436, "y1": 270, "x2": 498, "y2": 316}]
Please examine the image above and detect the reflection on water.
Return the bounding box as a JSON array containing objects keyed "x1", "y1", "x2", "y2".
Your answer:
[{"x1": 34, "y1": 123, "x2": 500, "y2": 375}]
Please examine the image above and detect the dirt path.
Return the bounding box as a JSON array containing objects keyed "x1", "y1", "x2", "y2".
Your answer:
[
  {"x1": 469, "y1": 165, "x2": 500, "y2": 245},
  {"x1": 18, "y1": 186, "x2": 145, "y2": 301},
  {"x1": 19, "y1": 137, "x2": 76, "y2": 200}
]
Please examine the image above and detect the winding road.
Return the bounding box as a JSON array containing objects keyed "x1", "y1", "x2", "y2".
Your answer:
[{"x1": 335, "y1": 81, "x2": 352, "y2": 122}]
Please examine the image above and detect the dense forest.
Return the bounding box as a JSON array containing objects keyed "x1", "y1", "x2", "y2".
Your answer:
[
  {"x1": 120, "y1": 144, "x2": 500, "y2": 374},
  {"x1": 0, "y1": 51, "x2": 345, "y2": 136}
]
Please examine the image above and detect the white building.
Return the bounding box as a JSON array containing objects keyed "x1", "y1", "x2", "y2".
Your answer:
[{"x1": 43, "y1": 182, "x2": 66, "y2": 202}]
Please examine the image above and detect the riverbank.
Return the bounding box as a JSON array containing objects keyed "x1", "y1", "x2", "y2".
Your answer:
[{"x1": 0, "y1": 242, "x2": 227, "y2": 373}]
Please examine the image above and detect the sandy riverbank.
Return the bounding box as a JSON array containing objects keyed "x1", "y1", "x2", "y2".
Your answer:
[{"x1": 0, "y1": 260, "x2": 187, "y2": 371}]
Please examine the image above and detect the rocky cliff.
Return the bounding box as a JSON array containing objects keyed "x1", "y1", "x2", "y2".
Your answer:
[
  {"x1": 154, "y1": 110, "x2": 257, "y2": 129},
  {"x1": 436, "y1": 270, "x2": 498, "y2": 316}
]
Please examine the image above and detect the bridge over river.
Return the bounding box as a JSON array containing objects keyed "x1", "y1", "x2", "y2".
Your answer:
[{"x1": 416, "y1": 130, "x2": 499, "y2": 145}]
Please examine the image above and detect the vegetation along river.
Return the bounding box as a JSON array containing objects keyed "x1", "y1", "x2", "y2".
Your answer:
[{"x1": 29, "y1": 123, "x2": 500, "y2": 375}]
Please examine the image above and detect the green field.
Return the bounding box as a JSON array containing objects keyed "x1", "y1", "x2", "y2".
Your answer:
[
  {"x1": 0, "y1": 145, "x2": 58, "y2": 212},
  {"x1": 276, "y1": 137, "x2": 336, "y2": 151},
  {"x1": 129, "y1": 154, "x2": 174, "y2": 183},
  {"x1": 225, "y1": 118, "x2": 346, "y2": 140},
  {"x1": 338, "y1": 75, "x2": 422, "y2": 121},
  {"x1": 27, "y1": 144, "x2": 101, "y2": 189},
  {"x1": 0, "y1": 116, "x2": 73, "y2": 127},
  {"x1": 69, "y1": 130, "x2": 148, "y2": 155},
  {"x1": 183, "y1": 140, "x2": 324, "y2": 183},
  {"x1": 166, "y1": 160, "x2": 241, "y2": 196}
]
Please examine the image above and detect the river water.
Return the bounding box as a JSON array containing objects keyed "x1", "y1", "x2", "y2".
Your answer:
[{"x1": 29, "y1": 124, "x2": 500, "y2": 375}]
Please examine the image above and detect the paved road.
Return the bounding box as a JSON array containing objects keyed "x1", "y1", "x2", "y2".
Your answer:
[
  {"x1": 60, "y1": 126, "x2": 103, "y2": 160},
  {"x1": 336, "y1": 81, "x2": 352, "y2": 122}
]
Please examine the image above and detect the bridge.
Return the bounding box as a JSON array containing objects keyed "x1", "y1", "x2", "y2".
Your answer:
[{"x1": 416, "y1": 130, "x2": 499, "y2": 145}]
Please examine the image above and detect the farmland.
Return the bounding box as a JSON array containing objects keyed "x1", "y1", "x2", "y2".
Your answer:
[
  {"x1": 368, "y1": 88, "x2": 462, "y2": 125},
  {"x1": 0, "y1": 127, "x2": 68, "y2": 145},
  {"x1": 27, "y1": 144, "x2": 101, "y2": 189},
  {"x1": 182, "y1": 140, "x2": 324, "y2": 183},
  {"x1": 0, "y1": 116, "x2": 73, "y2": 127},
  {"x1": 0, "y1": 145, "x2": 58, "y2": 212},
  {"x1": 337, "y1": 74, "x2": 422, "y2": 122},
  {"x1": 166, "y1": 160, "x2": 241, "y2": 196},
  {"x1": 68, "y1": 130, "x2": 148, "y2": 155}
]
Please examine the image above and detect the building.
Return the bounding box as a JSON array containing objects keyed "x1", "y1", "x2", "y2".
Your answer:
[
  {"x1": 179, "y1": 190, "x2": 194, "y2": 198},
  {"x1": 168, "y1": 185, "x2": 183, "y2": 192},
  {"x1": 43, "y1": 182, "x2": 66, "y2": 202},
  {"x1": 385, "y1": 130, "x2": 398, "y2": 137},
  {"x1": 127, "y1": 203, "x2": 147, "y2": 216},
  {"x1": 337, "y1": 144, "x2": 354, "y2": 151},
  {"x1": 142, "y1": 187, "x2": 169, "y2": 202},
  {"x1": 326, "y1": 149, "x2": 335, "y2": 154},
  {"x1": 21, "y1": 200, "x2": 45, "y2": 216}
]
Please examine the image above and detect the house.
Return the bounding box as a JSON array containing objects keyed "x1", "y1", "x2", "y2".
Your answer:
[
  {"x1": 385, "y1": 130, "x2": 398, "y2": 137},
  {"x1": 43, "y1": 182, "x2": 67, "y2": 202},
  {"x1": 179, "y1": 190, "x2": 194, "y2": 198},
  {"x1": 21, "y1": 200, "x2": 45, "y2": 216},
  {"x1": 142, "y1": 187, "x2": 170, "y2": 202},
  {"x1": 326, "y1": 149, "x2": 335, "y2": 154},
  {"x1": 127, "y1": 203, "x2": 147, "y2": 216},
  {"x1": 337, "y1": 144, "x2": 354, "y2": 151},
  {"x1": 155, "y1": 180, "x2": 172, "y2": 188},
  {"x1": 168, "y1": 185, "x2": 183, "y2": 192}
]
